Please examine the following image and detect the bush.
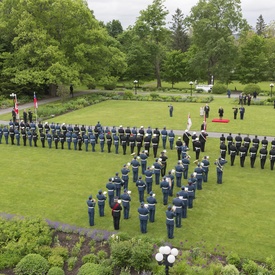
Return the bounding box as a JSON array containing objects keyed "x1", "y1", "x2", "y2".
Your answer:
[
  {"x1": 51, "y1": 246, "x2": 69, "y2": 260},
  {"x1": 266, "y1": 255, "x2": 275, "y2": 271},
  {"x1": 82, "y1": 253, "x2": 98, "y2": 264},
  {"x1": 77, "y1": 263, "x2": 112, "y2": 275},
  {"x1": 47, "y1": 267, "x2": 65, "y2": 275},
  {"x1": 48, "y1": 255, "x2": 64, "y2": 268},
  {"x1": 243, "y1": 84, "x2": 261, "y2": 95},
  {"x1": 212, "y1": 83, "x2": 227, "y2": 94},
  {"x1": 220, "y1": 264, "x2": 239, "y2": 275},
  {"x1": 110, "y1": 241, "x2": 132, "y2": 269},
  {"x1": 123, "y1": 91, "x2": 134, "y2": 100},
  {"x1": 99, "y1": 76, "x2": 118, "y2": 90},
  {"x1": 67, "y1": 257, "x2": 77, "y2": 271},
  {"x1": 226, "y1": 252, "x2": 241, "y2": 269},
  {"x1": 242, "y1": 260, "x2": 258, "y2": 274},
  {"x1": 14, "y1": 254, "x2": 49, "y2": 275}
]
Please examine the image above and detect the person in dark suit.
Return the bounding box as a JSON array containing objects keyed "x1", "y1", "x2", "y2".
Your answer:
[
  {"x1": 239, "y1": 106, "x2": 245, "y2": 120},
  {"x1": 204, "y1": 104, "x2": 210, "y2": 118},
  {"x1": 218, "y1": 106, "x2": 224, "y2": 120},
  {"x1": 111, "y1": 198, "x2": 122, "y2": 230},
  {"x1": 168, "y1": 104, "x2": 174, "y2": 117},
  {"x1": 232, "y1": 106, "x2": 238, "y2": 119}
]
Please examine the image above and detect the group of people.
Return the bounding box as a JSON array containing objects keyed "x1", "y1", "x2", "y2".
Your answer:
[{"x1": 218, "y1": 133, "x2": 275, "y2": 170}]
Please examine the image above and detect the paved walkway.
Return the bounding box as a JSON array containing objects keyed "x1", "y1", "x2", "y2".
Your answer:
[{"x1": 0, "y1": 91, "x2": 274, "y2": 141}]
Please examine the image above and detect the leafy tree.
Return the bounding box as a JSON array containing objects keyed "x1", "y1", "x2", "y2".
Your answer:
[
  {"x1": 169, "y1": 8, "x2": 190, "y2": 52},
  {"x1": 256, "y1": 14, "x2": 266, "y2": 36},
  {"x1": 106, "y1": 20, "x2": 123, "y2": 38},
  {"x1": 0, "y1": 0, "x2": 126, "y2": 95},
  {"x1": 162, "y1": 50, "x2": 186, "y2": 87},
  {"x1": 133, "y1": 0, "x2": 170, "y2": 88},
  {"x1": 185, "y1": 0, "x2": 248, "y2": 84},
  {"x1": 236, "y1": 32, "x2": 268, "y2": 84}
]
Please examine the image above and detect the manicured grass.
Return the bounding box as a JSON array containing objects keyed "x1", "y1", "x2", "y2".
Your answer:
[{"x1": 0, "y1": 98, "x2": 274, "y2": 262}]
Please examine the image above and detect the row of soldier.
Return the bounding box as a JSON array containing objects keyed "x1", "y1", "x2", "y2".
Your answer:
[
  {"x1": 87, "y1": 150, "x2": 212, "y2": 238},
  {"x1": 218, "y1": 133, "x2": 275, "y2": 170}
]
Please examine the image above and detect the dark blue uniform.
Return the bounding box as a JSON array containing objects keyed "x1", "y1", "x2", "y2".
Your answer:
[
  {"x1": 87, "y1": 196, "x2": 96, "y2": 226},
  {"x1": 106, "y1": 179, "x2": 115, "y2": 207},
  {"x1": 113, "y1": 173, "x2": 124, "y2": 198},
  {"x1": 147, "y1": 192, "x2": 157, "y2": 222},
  {"x1": 139, "y1": 152, "x2": 148, "y2": 175},
  {"x1": 172, "y1": 195, "x2": 184, "y2": 227},
  {"x1": 131, "y1": 157, "x2": 140, "y2": 182},
  {"x1": 136, "y1": 177, "x2": 146, "y2": 203},
  {"x1": 66, "y1": 132, "x2": 72, "y2": 150},
  {"x1": 96, "y1": 191, "x2": 106, "y2": 217},
  {"x1": 178, "y1": 188, "x2": 189, "y2": 218},
  {"x1": 175, "y1": 162, "x2": 184, "y2": 187},
  {"x1": 72, "y1": 133, "x2": 77, "y2": 150},
  {"x1": 138, "y1": 204, "x2": 149, "y2": 233},
  {"x1": 153, "y1": 160, "x2": 162, "y2": 185},
  {"x1": 168, "y1": 130, "x2": 175, "y2": 150},
  {"x1": 114, "y1": 134, "x2": 119, "y2": 154},
  {"x1": 201, "y1": 157, "x2": 210, "y2": 182},
  {"x1": 121, "y1": 165, "x2": 130, "y2": 190},
  {"x1": 194, "y1": 166, "x2": 204, "y2": 190},
  {"x1": 120, "y1": 190, "x2": 131, "y2": 219},
  {"x1": 214, "y1": 158, "x2": 228, "y2": 184},
  {"x1": 160, "y1": 177, "x2": 170, "y2": 205},
  {"x1": 90, "y1": 133, "x2": 96, "y2": 152},
  {"x1": 166, "y1": 206, "x2": 176, "y2": 239},
  {"x1": 144, "y1": 167, "x2": 154, "y2": 194},
  {"x1": 161, "y1": 128, "x2": 168, "y2": 149}
]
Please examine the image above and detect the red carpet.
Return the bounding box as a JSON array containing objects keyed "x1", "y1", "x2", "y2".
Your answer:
[{"x1": 212, "y1": 118, "x2": 230, "y2": 123}]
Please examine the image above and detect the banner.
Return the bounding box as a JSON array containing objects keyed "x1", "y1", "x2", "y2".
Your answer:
[
  {"x1": 34, "y1": 92, "x2": 38, "y2": 109},
  {"x1": 187, "y1": 113, "x2": 192, "y2": 131}
]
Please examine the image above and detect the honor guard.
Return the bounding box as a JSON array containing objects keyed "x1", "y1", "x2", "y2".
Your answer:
[
  {"x1": 61, "y1": 123, "x2": 67, "y2": 136},
  {"x1": 99, "y1": 131, "x2": 105, "y2": 152},
  {"x1": 226, "y1": 133, "x2": 233, "y2": 154},
  {"x1": 80, "y1": 124, "x2": 86, "y2": 137},
  {"x1": 3, "y1": 126, "x2": 9, "y2": 144},
  {"x1": 128, "y1": 134, "x2": 136, "y2": 154},
  {"x1": 229, "y1": 142, "x2": 237, "y2": 166},
  {"x1": 147, "y1": 191, "x2": 157, "y2": 222},
  {"x1": 172, "y1": 193, "x2": 184, "y2": 228},
  {"x1": 113, "y1": 133, "x2": 119, "y2": 154},
  {"x1": 83, "y1": 133, "x2": 89, "y2": 151},
  {"x1": 239, "y1": 143, "x2": 247, "y2": 167},
  {"x1": 32, "y1": 131, "x2": 38, "y2": 147},
  {"x1": 235, "y1": 133, "x2": 242, "y2": 155},
  {"x1": 144, "y1": 166, "x2": 154, "y2": 194},
  {"x1": 55, "y1": 123, "x2": 61, "y2": 136},
  {"x1": 9, "y1": 126, "x2": 15, "y2": 145},
  {"x1": 111, "y1": 126, "x2": 117, "y2": 140},
  {"x1": 44, "y1": 122, "x2": 50, "y2": 134},
  {"x1": 89, "y1": 132, "x2": 96, "y2": 152},
  {"x1": 38, "y1": 121, "x2": 43, "y2": 133},
  {"x1": 121, "y1": 164, "x2": 130, "y2": 190},
  {"x1": 118, "y1": 125, "x2": 125, "y2": 145},
  {"x1": 192, "y1": 132, "x2": 197, "y2": 151},
  {"x1": 72, "y1": 132, "x2": 77, "y2": 150},
  {"x1": 77, "y1": 133, "x2": 83, "y2": 151},
  {"x1": 121, "y1": 134, "x2": 127, "y2": 155},
  {"x1": 87, "y1": 195, "x2": 96, "y2": 226},
  {"x1": 182, "y1": 155, "x2": 190, "y2": 180},
  {"x1": 106, "y1": 178, "x2": 115, "y2": 207},
  {"x1": 96, "y1": 190, "x2": 106, "y2": 217},
  {"x1": 152, "y1": 134, "x2": 159, "y2": 158},
  {"x1": 53, "y1": 133, "x2": 59, "y2": 149},
  {"x1": 220, "y1": 141, "x2": 227, "y2": 159},
  {"x1": 176, "y1": 137, "x2": 183, "y2": 160},
  {"x1": 143, "y1": 133, "x2": 151, "y2": 156},
  {"x1": 249, "y1": 144, "x2": 257, "y2": 168},
  {"x1": 106, "y1": 132, "x2": 112, "y2": 153},
  {"x1": 201, "y1": 156, "x2": 210, "y2": 182},
  {"x1": 167, "y1": 170, "x2": 175, "y2": 197},
  {"x1": 136, "y1": 176, "x2": 146, "y2": 203},
  {"x1": 166, "y1": 205, "x2": 176, "y2": 239},
  {"x1": 175, "y1": 161, "x2": 184, "y2": 188},
  {"x1": 66, "y1": 131, "x2": 72, "y2": 150},
  {"x1": 138, "y1": 202, "x2": 149, "y2": 234},
  {"x1": 15, "y1": 129, "x2": 20, "y2": 146},
  {"x1": 161, "y1": 127, "x2": 168, "y2": 149},
  {"x1": 243, "y1": 134, "x2": 251, "y2": 149},
  {"x1": 214, "y1": 158, "x2": 227, "y2": 184},
  {"x1": 194, "y1": 163, "x2": 204, "y2": 190},
  {"x1": 146, "y1": 126, "x2": 152, "y2": 140},
  {"x1": 159, "y1": 151, "x2": 168, "y2": 177},
  {"x1": 194, "y1": 138, "x2": 201, "y2": 160},
  {"x1": 187, "y1": 181, "x2": 195, "y2": 208},
  {"x1": 120, "y1": 189, "x2": 131, "y2": 219},
  {"x1": 138, "y1": 126, "x2": 145, "y2": 145},
  {"x1": 21, "y1": 128, "x2": 27, "y2": 146},
  {"x1": 259, "y1": 146, "x2": 268, "y2": 169},
  {"x1": 153, "y1": 158, "x2": 162, "y2": 185},
  {"x1": 168, "y1": 130, "x2": 175, "y2": 150},
  {"x1": 113, "y1": 172, "x2": 124, "y2": 198},
  {"x1": 261, "y1": 136, "x2": 268, "y2": 149},
  {"x1": 183, "y1": 129, "x2": 191, "y2": 148},
  {"x1": 131, "y1": 156, "x2": 140, "y2": 182},
  {"x1": 181, "y1": 143, "x2": 189, "y2": 160},
  {"x1": 269, "y1": 147, "x2": 275, "y2": 170},
  {"x1": 199, "y1": 130, "x2": 208, "y2": 152},
  {"x1": 125, "y1": 126, "x2": 131, "y2": 146},
  {"x1": 27, "y1": 129, "x2": 32, "y2": 147},
  {"x1": 111, "y1": 198, "x2": 122, "y2": 230},
  {"x1": 178, "y1": 186, "x2": 189, "y2": 218},
  {"x1": 131, "y1": 126, "x2": 137, "y2": 139},
  {"x1": 135, "y1": 133, "x2": 142, "y2": 156},
  {"x1": 50, "y1": 122, "x2": 56, "y2": 135},
  {"x1": 160, "y1": 176, "x2": 170, "y2": 205},
  {"x1": 139, "y1": 150, "x2": 148, "y2": 174}
]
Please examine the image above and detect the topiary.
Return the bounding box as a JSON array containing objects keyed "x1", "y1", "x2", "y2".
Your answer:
[
  {"x1": 47, "y1": 267, "x2": 65, "y2": 275},
  {"x1": 212, "y1": 83, "x2": 227, "y2": 94},
  {"x1": 14, "y1": 254, "x2": 49, "y2": 275},
  {"x1": 220, "y1": 264, "x2": 240, "y2": 275},
  {"x1": 243, "y1": 84, "x2": 261, "y2": 95}
]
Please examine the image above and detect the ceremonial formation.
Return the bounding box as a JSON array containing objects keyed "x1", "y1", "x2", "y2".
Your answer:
[{"x1": 2, "y1": 110, "x2": 274, "y2": 239}]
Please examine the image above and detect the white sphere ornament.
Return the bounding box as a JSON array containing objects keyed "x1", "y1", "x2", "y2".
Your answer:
[
  {"x1": 163, "y1": 246, "x2": 171, "y2": 255},
  {"x1": 171, "y1": 248, "x2": 179, "y2": 256},
  {"x1": 167, "y1": 254, "x2": 175, "y2": 264},
  {"x1": 159, "y1": 246, "x2": 166, "y2": 254},
  {"x1": 155, "y1": 252, "x2": 163, "y2": 262}
]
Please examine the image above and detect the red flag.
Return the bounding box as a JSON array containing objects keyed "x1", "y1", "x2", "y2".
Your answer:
[
  {"x1": 34, "y1": 92, "x2": 38, "y2": 109},
  {"x1": 14, "y1": 96, "x2": 19, "y2": 118}
]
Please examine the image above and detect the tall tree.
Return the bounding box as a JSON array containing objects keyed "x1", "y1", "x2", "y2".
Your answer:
[
  {"x1": 256, "y1": 14, "x2": 266, "y2": 36},
  {"x1": 133, "y1": 0, "x2": 170, "y2": 88},
  {"x1": 106, "y1": 19, "x2": 123, "y2": 38},
  {"x1": 236, "y1": 31, "x2": 268, "y2": 84},
  {"x1": 186, "y1": 0, "x2": 248, "y2": 84},
  {"x1": 170, "y1": 8, "x2": 190, "y2": 52}
]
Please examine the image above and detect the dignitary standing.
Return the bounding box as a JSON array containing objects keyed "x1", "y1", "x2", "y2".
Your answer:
[{"x1": 111, "y1": 198, "x2": 122, "y2": 230}]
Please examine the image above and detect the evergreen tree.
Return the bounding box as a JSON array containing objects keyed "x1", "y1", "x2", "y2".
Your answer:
[{"x1": 256, "y1": 14, "x2": 266, "y2": 36}]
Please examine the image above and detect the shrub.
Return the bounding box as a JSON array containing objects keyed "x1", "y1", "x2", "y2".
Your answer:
[
  {"x1": 97, "y1": 250, "x2": 108, "y2": 260},
  {"x1": 150, "y1": 92, "x2": 160, "y2": 99},
  {"x1": 77, "y1": 263, "x2": 112, "y2": 275},
  {"x1": 82, "y1": 253, "x2": 98, "y2": 264},
  {"x1": 51, "y1": 246, "x2": 69, "y2": 260},
  {"x1": 212, "y1": 83, "x2": 227, "y2": 94},
  {"x1": 123, "y1": 91, "x2": 134, "y2": 100},
  {"x1": 47, "y1": 267, "x2": 65, "y2": 275},
  {"x1": 48, "y1": 255, "x2": 64, "y2": 268},
  {"x1": 242, "y1": 260, "x2": 258, "y2": 274},
  {"x1": 110, "y1": 241, "x2": 132, "y2": 269},
  {"x1": 243, "y1": 84, "x2": 261, "y2": 95},
  {"x1": 99, "y1": 76, "x2": 118, "y2": 90},
  {"x1": 220, "y1": 264, "x2": 240, "y2": 275},
  {"x1": 266, "y1": 255, "x2": 275, "y2": 271},
  {"x1": 0, "y1": 251, "x2": 21, "y2": 269},
  {"x1": 14, "y1": 254, "x2": 49, "y2": 275},
  {"x1": 226, "y1": 252, "x2": 241, "y2": 269},
  {"x1": 67, "y1": 257, "x2": 77, "y2": 271}
]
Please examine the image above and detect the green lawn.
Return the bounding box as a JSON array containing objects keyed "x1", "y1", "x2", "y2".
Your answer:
[{"x1": 0, "y1": 98, "x2": 275, "y2": 262}]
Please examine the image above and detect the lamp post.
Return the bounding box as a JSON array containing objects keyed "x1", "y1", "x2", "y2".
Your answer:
[
  {"x1": 155, "y1": 246, "x2": 178, "y2": 275},
  {"x1": 134, "y1": 80, "x2": 138, "y2": 95},
  {"x1": 189, "y1": 81, "x2": 193, "y2": 97},
  {"x1": 270, "y1": 83, "x2": 274, "y2": 98}
]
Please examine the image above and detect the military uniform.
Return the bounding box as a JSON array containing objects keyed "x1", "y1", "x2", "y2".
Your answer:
[
  {"x1": 9, "y1": 126, "x2": 15, "y2": 145},
  {"x1": 220, "y1": 141, "x2": 227, "y2": 159},
  {"x1": 136, "y1": 176, "x2": 146, "y2": 203},
  {"x1": 239, "y1": 106, "x2": 245, "y2": 120},
  {"x1": 53, "y1": 133, "x2": 59, "y2": 149},
  {"x1": 113, "y1": 173, "x2": 124, "y2": 198},
  {"x1": 99, "y1": 132, "x2": 105, "y2": 152},
  {"x1": 182, "y1": 130, "x2": 191, "y2": 148},
  {"x1": 226, "y1": 133, "x2": 233, "y2": 154},
  {"x1": 121, "y1": 135, "x2": 127, "y2": 155},
  {"x1": 182, "y1": 156, "x2": 190, "y2": 179},
  {"x1": 147, "y1": 192, "x2": 157, "y2": 222},
  {"x1": 77, "y1": 133, "x2": 83, "y2": 151},
  {"x1": 120, "y1": 190, "x2": 131, "y2": 219},
  {"x1": 194, "y1": 165, "x2": 204, "y2": 190},
  {"x1": 66, "y1": 132, "x2": 72, "y2": 150},
  {"x1": 145, "y1": 167, "x2": 154, "y2": 194},
  {"x1": 32, "y1": 131, "x2": 38, "y2": 147},
  {"x1": 136, "y1": 134, "x2": 142, "y2": 156},
  {"x1": 151, "y1": 134, "x2": 159, "y2": 158},
  {"x1": 113, "y1": 134, "x2": 119, "y2": 154},
  {"x1": 106, "y1": 132, "x2": 112, "y2": 153},
  {"x1": 235, "y1": 134, "x2": 242, "y2": 155},
  {"x1": 121, "y1": 165, "x2": 130, "y2": 190},
  {"x1": 111, "y1": 199, "x2": 122, "y2": 230},
  {"x1": 172, "y1": 195, "x2": 184, "y2": 228},
  {"x1": 259, "y1": 147, "x2": 268, "y2": 169},
  {"x1": 40, "y1": 132, "x2": 45, "y2": 148},
  {"x1": 167, "y1": 171, "x2": 175, "y2": 197},
  {"x1": 269, "y1": 148, "x2": 275, "y2": 170},
  {"x1": 87, "y1": 195, "x2": 96, "y2": 226},
  {"x1": 160, "y1": 177, "x2": 170, "y2": 205},
  {"x1": 143, "y1": 134, "x2": 151, "y2": 156},
  {"x1": 249, "y1": 145, "x2": 257, "y2": 168},
  {"x1": 161, "y1": 127, "x2": 168, "y2": 149},
  {"x1": 96, "y1": 190, "x2": 106, "y2": 217},
  {"x1": 138, "y1": 203, "x2": 149, "y2": 233},
  {"x1": 168, "y1": 130, "x2": 175, "y2": 150},
  {"x1": 194, "y1": 138, "x2": 201, "y2": 160},
  {"x1": 239, "y1": 144, "x2": 247, "y2": 167},
  {"x1": 214, "y1": 158, "x2": 227, "y2": 184},
  {"x1": 139, "y1": 151, "x2": 148, "y2": 175},
  {"x1": 153, "y1": 159, "x2": 162, "y2": 185},
  {"x1": 178, "y1": 187, "x2": 189, "y2": 218},
  {"x1": 229, "y1": 143, "x2": 237, "y2": 166},
  {"x1": 47, "y1": 133, "x2": 53, "y2": 148},
  {"x1": 131, "y1": 157, "x2": 140, "y2": 182},
  {"x1": 128, "y1": 134, "x2": 135, "y2": 154},
  {"x1": 72, "y1": 133, "x2": 77, "y2": 150},
  {"x1": 3, "y1": 126, "x2": 9, "y2": 144},
  {"x1": 159, "y1": 152, "x2": 168, "y2": 177},
  {"x1": 199, "y1": 130, "x2": 208, "y2": 152},
  {"x1": 89, "y1": 133, "x2": 96, "y2": 152},
  {"x1": 261, "y1": 137, "x2": 268, "y2": 149},
  {"x1": 201, "y1": 156, "x2": 210, "y2": 182},
  {"x1": 175, "y1": 162, "x2": 184, "y2": 188},
  {"x1": 176, "y1": 138, "x2": 183, "y2": 160},
  {"x1": 166, "y1": 206, "x2": 176, "y2": 239},
  {"x1": 106, "y1": 178, "x2": 115, "y2": 207}
]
